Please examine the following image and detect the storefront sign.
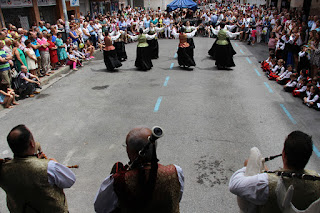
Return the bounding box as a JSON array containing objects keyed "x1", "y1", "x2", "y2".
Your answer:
[
  {"x1": 70, "y1": 0, "x2": 79, "y2": 7},
  {"x1": 0, "y1": 0, "x2": 33, "y2": 8},
  {"x1": 37, "y1": 0, "x2": 56, "y2": 6}
]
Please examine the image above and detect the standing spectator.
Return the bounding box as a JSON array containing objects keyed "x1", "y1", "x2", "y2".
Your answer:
[
  {"x1": 47, "y1": 34, "x2": 58, "y2": 71},
  {"x1": 0, "y1": 40, "x2": 12, "y2": 87},
  {"x1": 56, "y1": 33, "x2": 68, "y2": 66},
  {"x1": 37, "y1": 32, "x2": 50, "y2": 76},
  {"x1": 69, "y1": 25, "x2": 79, "y2": 46},
  {"x1": 38, "y1": 21, "x2": 48, "y2": 32},
  {"x1": 24, "y1": 40, "x2": 38, "y2": 76},
  {"x1": 310, "y1": 31, "x2": 320, "y2": 77},
  {"x1": 88, "y1": 21, "x2": 98, "y2": 48},
  {"x1": 12, "y1": 40, "x2": 27, "y2": 72},
  {"x1": 28, "y1": 32, "x2": 41, "y2": 76}
]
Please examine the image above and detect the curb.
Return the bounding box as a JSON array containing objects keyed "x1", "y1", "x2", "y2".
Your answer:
[{"x1": 0, "y1": 51, "x2": 98, "y2": 111}]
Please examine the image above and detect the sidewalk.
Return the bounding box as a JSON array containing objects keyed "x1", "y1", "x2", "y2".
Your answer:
[{"x1": 0, "y1": 52, "x2": 98, "y2": 111}]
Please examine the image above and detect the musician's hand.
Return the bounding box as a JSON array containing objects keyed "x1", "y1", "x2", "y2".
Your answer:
[
  {"x1": 244, "y1": 159, "x2": 248, "y2": 167},
  {"x1": 37, "y1": 152, "x2": 47, "y2": 159},
  {"x1": 49, "y1": 158, "x2": 58, "y2": 163}
]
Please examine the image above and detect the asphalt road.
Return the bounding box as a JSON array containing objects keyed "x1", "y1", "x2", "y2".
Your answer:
[{"x1": 0, "y1": 37, "x2": 319, "y2": 213}]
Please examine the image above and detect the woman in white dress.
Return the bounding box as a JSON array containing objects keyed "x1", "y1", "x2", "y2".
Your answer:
[{"x1": 24, "y1": 39, "x2": 38, "y2": 76}]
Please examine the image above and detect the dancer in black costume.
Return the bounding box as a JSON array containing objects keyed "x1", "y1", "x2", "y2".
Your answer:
[
  {"x1": 129, "y1": 29, "x2": 157, "y2": 71},
  {"x1": 111, "y1": 26, "x2": 128, "y2": 62},
  {"x1": 172, "y1": 27, "x2": 198, "y2": 69},
  {"x1": 209, "y1": 23, "x2": 239, "y2": 69},
  {"x1": 144, "y1": 23, "x2": 164, "y2": 59},
  {"x1": 103, "y1": 31, "x2": 122, "y2": 71}
]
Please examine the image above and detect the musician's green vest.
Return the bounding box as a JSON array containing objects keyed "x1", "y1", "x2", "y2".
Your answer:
[
  {"x1": 137, "y1": 34, "x2": 148, "y2": 47},
  {"x1": 258, "y1": 169, "x2": 320, "y2": 213},
  {"x1": 0, "y1": 156, "x2": 68, "y2": 213},
  {"x1": 216, "y1": 29, "x2": 229, "y2": 45}
]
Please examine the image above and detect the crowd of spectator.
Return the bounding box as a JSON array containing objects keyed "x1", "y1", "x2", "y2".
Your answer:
[{"x1": 0, "y1": 2, "x2": 319, "y2": 109}]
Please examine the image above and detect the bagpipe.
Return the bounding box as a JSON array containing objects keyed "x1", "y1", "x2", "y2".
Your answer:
[
  {"x1": 237, "y1": 147, "x2": 320, "y2": 213},
  {"x1": 0, "y1": 142, "x2": 79, "y2": 169}
]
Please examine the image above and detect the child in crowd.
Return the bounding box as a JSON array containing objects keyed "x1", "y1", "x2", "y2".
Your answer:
[
  {"x1": 251, "y1": 26, "x2": 257, "y2": 45},
  {"x1": 275, "y1": 35, "x2": 285, "y2": 59},
  {"x1": 56, "y1": 32, "x2": 68, "y2": 66},
  {"x1": 303, "y1": 85, "x2": 319, "y2": 108},
  {"x1": 268, "y1": 59, "x2": 285, "y2": 80},
  {"x1": 66, "y1": 47, "x2": 82, "y2": 71},
  {"x1": 284, "y1": 73, "x2": 298, "y2": 92},
  {"x1": 265, "y1": 58, "x2": 277, "y2": 75},
  {"x1": 297, "y1": 69, "x2": 309, "y2": 82},
  {"x1": 268, "y1": 32, "x2": 277, "y2": 51},
  {"x1": 292, "y1": 78, "x2": 308, "y2": 98},
  {"x1": 72, "y1": 46, "x2": 87, "y2": 62},
  {"x1": 47, "y1": 34, "x2": 58, "y2": 71},
  {"x1": 261, "y1": 50, "x2": 275, "y2": 72},
  {"x1": 298, "y1": 45, "x2": 310, "y2": 71},
  {"x1": 276, "y1": 64, "x2": 293, "y2": 85},
  {"x1": 83, "y1": 40, "x2": 95, "y2": 59},
  {"x1": 310, "y1": 77, "x2": 320, "y2": 88}
]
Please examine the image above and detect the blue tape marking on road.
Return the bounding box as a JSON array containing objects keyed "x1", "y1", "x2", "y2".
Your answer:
[
  {"x1": 163, "y1": 76, "x2": 170, "y2": 86},
  {"x1": 154, "y1": 97, "x2": 163, "y2": 112},
  {"x1": 240, "y1": 49, "x2": 244, "y2": 54},
  {"x1": 246, "y1": 57, "x2": 252, "y2": 64},
  {"x1": 254, "y1": 68, "x2": 261, "y2": 76},
  {"x1": 235, "y1": 43, "x2": 239, "y2": 47},
  {"x1": 280, "y1": 104, "x2": 297, "y2": 124},
  {"x1": 170, "y1": 63, "x2": 174, "y2": 69},
  {"x1": 264, "y1": 82, "x2": 273, "y2": 93},
  {"x1": 313, "y1": 144, "x2": 320, "y2": 158},
  {"x1": 174, "y1": 53, "x2": 177, "y2": 58}
]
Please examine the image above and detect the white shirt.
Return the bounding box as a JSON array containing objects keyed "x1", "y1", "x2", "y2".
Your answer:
[
  {"x1": 229, "y1": 167, "x2": 269, "y2": 205},
  {"x1": 47, "y1": 160, "x2": 76, "y2": 188},
  {"x1": 94, "y1": 164, "x2": 184, "y2": 213}
]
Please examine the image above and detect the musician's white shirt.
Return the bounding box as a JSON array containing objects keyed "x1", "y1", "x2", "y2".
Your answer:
[
  {"x1": 94, "y1": 164, "x2": 184, "y2": 213},
  {"x1": 47, "y1": 160, "x2": 76, "y2": 188},
  {"x1": 229, "y1": 167, "x2": 269, "y2": 205}
]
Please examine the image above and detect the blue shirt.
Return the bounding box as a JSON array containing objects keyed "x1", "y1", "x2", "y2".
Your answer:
[
  {"x1": 211, "y1": 15, "x2": 218, "y2": 23},
  {"x1": 31, "y1": 40, "x2": 40, "y2": 57},
  {"x1": 38, "y1": 26, "x2": 48, "y2": 32},
  {"x1": 52, "y1": 35, "x2": 57, "y2": 43},
  {"x1": 144, "y1": 20, "x2": 150, "y2": 29},
  {"x1": 87, "y1": 25, "x2": 97, "y2": 36}
]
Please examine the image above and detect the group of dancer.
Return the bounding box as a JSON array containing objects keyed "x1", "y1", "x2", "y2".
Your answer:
[{"x1": 102, "y1": 21, "x2": 240, "y2": 72}]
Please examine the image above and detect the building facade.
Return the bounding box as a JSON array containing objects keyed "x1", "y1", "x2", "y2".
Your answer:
[{"x1": 0, "y1": 0, "x2": 80, "y2": 28}]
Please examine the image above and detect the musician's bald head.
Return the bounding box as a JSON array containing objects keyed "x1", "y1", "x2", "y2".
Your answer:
[
  {"x1": 7, "y1": 125, "x2": 35, "y2": 156},
  {"x1": 126, "y1": 127, "x2": 153, "y2": 162}
]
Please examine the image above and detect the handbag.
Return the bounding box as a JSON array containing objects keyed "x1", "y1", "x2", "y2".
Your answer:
[{"x1": 10, "y1": 68, "x2": 18, "y2": 78}]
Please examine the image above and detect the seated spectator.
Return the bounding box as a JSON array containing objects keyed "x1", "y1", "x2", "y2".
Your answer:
[
  {"x1": 284, "y1": 73, "x2": 298, "y2": 92},
  {"x1": 276, "y1": 64, "x2": 294, "y2": 85},
  {"x1": 18, "y1": 65, "x2": 41, "y2": 98},
  {"x1": 303, "y1": 85, "x2": 319, "y2": 108},
  {"x1": 268, "y1": 59, "x2": 285, "y2": 80},
  {"x1": 83, "y1": 39, "x2": 95, "y2": 59},
  {"x1": 66, "y1": 47, "x2": 82, "y2": 71},
  {"x1": 0, "y1": 83, "x2": 18, "y2": 108},
  {"x1": 293, "y1": 78, "x2": 308, "y2": 98}
]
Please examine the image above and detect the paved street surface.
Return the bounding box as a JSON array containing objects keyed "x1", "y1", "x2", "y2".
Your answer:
[{"x1": 1, "y1": 37, "x2": 319, "y2": 212}]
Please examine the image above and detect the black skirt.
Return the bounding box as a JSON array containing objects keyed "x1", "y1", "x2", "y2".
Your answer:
[
  {"x1": 147, "y1": 39, "x2": 159, "y2": 59},
  {"x1": 103, "y1": 49, "x2": 122, "y2": 71},
  {"x1": 209, "y1": 38, "x2": 236, "y2": 60},
  {"x1": 187, "y1": 38, "x2": 195, "y2": 49},
  {"x1": 135, "y1": 47, "x2": 153, "y2": 71},
  {"x1": 215, "y1": 44, "x2": 236, "y2": 68},
  {"x1": 114, "y1": 41, "x2": 127, "y2": 61},
  {"x1": 177, "y1": 46, "x2": 196, "y2": 67}
]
